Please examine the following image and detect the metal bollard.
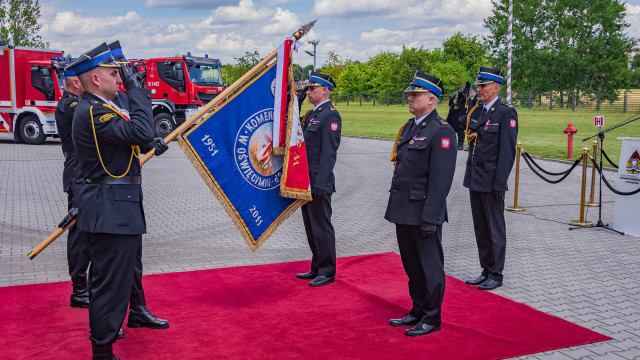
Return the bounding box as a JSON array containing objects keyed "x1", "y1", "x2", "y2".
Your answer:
[
  {"x1": 506, "y1": 142, "x2": 526, "y2": 212},
  {"x1": 586, "y1": 140, "x2": 600, "y2": 207},
  {"x1": 569, "y1": 148, "x2": 594, "y2": 227}
]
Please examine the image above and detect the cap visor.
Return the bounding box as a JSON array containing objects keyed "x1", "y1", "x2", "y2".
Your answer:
[{"x1": 404, "y1": 85, "x2": 430, "y2": 93}]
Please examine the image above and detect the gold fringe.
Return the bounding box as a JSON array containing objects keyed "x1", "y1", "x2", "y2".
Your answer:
[{"x1": 272, "y1": 147, "x2": 286, "y2": 155}]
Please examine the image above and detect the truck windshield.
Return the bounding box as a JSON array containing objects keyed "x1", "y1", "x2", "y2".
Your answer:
[
  {"x1": 57, "y1": 71, "x2": 66, "y2": 91},
  {"x1": 187, "y1": 65, "x2": 223, "y2": 86}
]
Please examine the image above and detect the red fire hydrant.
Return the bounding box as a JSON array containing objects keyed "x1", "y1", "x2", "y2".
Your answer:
[{"x1": 563, "y1": 123, "x2": 578, "y2": 159}]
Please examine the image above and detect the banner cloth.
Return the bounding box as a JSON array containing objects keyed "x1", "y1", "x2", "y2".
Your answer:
[{"x1": 178, "y1": 63, "x2": 305, "y2": 251}]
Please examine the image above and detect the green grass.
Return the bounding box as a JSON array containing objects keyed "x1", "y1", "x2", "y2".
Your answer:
[{"x1": 318, "y1": 103, "x2": 640, "y2": 165}]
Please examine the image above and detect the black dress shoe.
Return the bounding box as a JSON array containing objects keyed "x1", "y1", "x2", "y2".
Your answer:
[
  {"x1": 405, "y1": 322, "x2": 441, "y2": 336},
  {"x1": 117, "y1": 328, "x2": 125, "y2": 339},
  {"x1": 389, "y1": 314, "x2": 420, "y2": 327},
  {"x1": 295, "y1": 271, "x2": 317, "y2": 280},
  {"x1": 477, "y1": 278, "x2": 502, "y2": 290},
  {"x1": 70, "y1": 277, "x2": 89, "y2": 308},
  {"x1": 127, "y1": 305, "x2": 170, "y2": 329},
  {"x1": 309, "y1": 275, "x2": 335, "y2": 287},
  {"x1": 465, "y1": 274, "x2": 487, "y2": 285}
]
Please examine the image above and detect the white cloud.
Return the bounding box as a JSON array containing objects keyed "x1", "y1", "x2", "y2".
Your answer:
[
  {"x1": 48, "y1": 11, "x2": 141, "y2": 37},
  {"x1": 313, "y1": 0, "x2": 411, "y2": 16},
  {"x1": 145, "y1": 0, "x2": 236, "y2": 8},
  {"x1": 360, "y1": 28, "x2": 404, "y2": 44},
  {"x1": 261, "y1": 8, "x2": 299, "y2": 34},
  {"x1": 208, "y1": 0, "x2": 267, "y2": 24}
]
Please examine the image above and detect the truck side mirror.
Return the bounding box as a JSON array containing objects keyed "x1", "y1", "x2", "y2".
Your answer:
[
  {"x1": 174, "y1": 62, "x2": 185, "y2": 82},
  {"x1": 40, "y1": 68, "x2": 53, "y2": 90}
]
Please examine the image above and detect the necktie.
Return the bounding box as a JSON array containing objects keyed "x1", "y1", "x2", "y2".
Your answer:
[{"x1": 481, "y1": 107, "x2": 488, "y2": 121}]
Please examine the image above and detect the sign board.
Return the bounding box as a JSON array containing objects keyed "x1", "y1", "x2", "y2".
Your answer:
[
  {"x1": 594, "y1": 116, "x2": 604, "y2": 127},
  {"x1": 613, "y1": 137, "x2": 640, "y2": 236}
]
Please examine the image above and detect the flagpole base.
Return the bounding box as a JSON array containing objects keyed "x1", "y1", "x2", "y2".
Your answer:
[
  {"x1": 505, "y1": 207, "x2": 526, "y2": 212},
  {"x1": 585, "y1": 203, "x2": 600, "y2": 207},
  {"x1": 569, "y1": 220, "x2": 593, "y2": 227}
]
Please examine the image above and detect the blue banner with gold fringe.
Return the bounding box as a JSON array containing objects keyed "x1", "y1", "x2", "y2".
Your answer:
[{"x1": 178, "y1": 63, "x2": 304, "y2": 251}]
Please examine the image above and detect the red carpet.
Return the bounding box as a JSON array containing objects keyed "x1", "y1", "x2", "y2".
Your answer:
[{"x1": 2, "y1": 252, "x2": 609, "y2": 359}]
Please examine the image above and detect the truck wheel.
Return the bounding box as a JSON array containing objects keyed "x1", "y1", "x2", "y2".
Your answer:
[
  {"x1": 154, "y1": 113, "x2": 174, "y2": 138},
  {"x1": 20, "y1": 115, "x2": 46, "y2": 145}
]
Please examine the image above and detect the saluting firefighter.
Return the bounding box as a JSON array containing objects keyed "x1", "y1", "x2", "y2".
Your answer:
[
  {"x1": 385, "y1": 71, "x2": 457, "y2": 336},
  {"x1": 295, "y1": 72, "x2": 342, "y2": 287},
  {"x1": 463, "y1": 67, "x2": 518, "y2": 291},
  {"x1": 65, "y1": 42, "x2": 169, "y2": 360}
]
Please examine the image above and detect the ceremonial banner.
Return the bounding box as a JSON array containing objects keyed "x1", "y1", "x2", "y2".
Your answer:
[{"x1": 178, "y1": 63, "x2": 305, "y2": 251}]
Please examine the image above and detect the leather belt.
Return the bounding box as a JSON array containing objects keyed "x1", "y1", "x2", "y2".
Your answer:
[
  {"x1": 86, "y1": 176, "x2": 142, "y2": 185},
  {"x1": 63, "y1": 151, "x2": 76, "y2": 160}
]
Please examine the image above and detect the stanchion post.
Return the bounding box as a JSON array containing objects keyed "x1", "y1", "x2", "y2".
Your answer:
[
  {"x1": 506, "y1": 142, "x2": 526, "y2": 212},
  {"x1": 569, "y1": 148, "x2": 594, "y2": 226},
  {"x1": 586, "y1": 140, "x2": 600, "y2": 207}
]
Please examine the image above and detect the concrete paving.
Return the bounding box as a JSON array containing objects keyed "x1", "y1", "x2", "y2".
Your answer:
[{"x1": 1, "y1": 131, "x2": 638, "y2": 359}]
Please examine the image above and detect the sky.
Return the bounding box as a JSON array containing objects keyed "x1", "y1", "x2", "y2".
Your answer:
[{"x1": 38, "y1": 0, "x2": 640, "y2": 68}]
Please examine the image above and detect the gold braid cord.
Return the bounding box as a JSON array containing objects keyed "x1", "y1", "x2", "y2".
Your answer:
[
  {"x1": 465, "y1": 103, "x2": 480, "y2": 160},
  {"x1": 90, "y1": 105, "x2": 136, "y2": 178},
  {"x1": 390, "y1": 121, "x2": 408, "y2": 163}
]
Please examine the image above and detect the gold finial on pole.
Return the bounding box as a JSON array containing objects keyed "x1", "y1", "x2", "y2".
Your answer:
[
  {"x1": 506, "y1": 142, "x2": 526, "y2": 212},
  {"x1": 586, "y1": 140, "x2": 599, "y2": 207},
  {"x1": 569, "y1": 148, "x2": 594, "y2": 226}
]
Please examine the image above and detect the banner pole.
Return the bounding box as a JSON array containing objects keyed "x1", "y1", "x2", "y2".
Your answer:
[
  {"x1": 586, "y1": 140, "x2": 599, "y2": 207},
  {"x1": 569, "y1": 148, "x2": 594, "y2": 227},
  {"x1": 140, "y1": 20, "x2": 317, "y2": 165},
  {"x1": 27, "y1": 20, "x2": 317, "y2": 260},
  {"x1": 505, "y1": 142, "x2": 525, "y2": 212}
]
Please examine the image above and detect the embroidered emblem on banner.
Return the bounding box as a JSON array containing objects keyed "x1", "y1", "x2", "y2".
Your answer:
[
  {"x1": 235, "y1": 109, "x2": 283, "y2": 190},
  {"x1": 627, "y1": 150, "x2": 640, "y2": 174},
  {"x1": 510, "y1": 119, "x2": 517, "y2": 128},
  {"x1": 441, "y1": 138, "x2": 450, "y2": 149},
  {"x1": 331, "y1": 122, "x2": 338, "y2": 131}
]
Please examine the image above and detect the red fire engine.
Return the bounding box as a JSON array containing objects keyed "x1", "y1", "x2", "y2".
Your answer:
[
  {"x1": 135, "y1": 53, "x2": 225, "y2": 137},
  {"x1": 0, "y1": 43, "x2": 67, "y2": 144}
]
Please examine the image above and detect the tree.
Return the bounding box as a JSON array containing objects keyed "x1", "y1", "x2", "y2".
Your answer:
[
  {"x1": 319, "y1": 51, "x2": 344, "y2": 88},
  {"x1": 442, "y1": 33, "x2": 488, "y2": 79},
  {"x1": 630, "y1": 53, "x2": 640, "y2": 88},
  {"x1": 485, "y1": 0, "x2": 634, "y2": 100},
  {"x1": 223, "y1": 50, "x2": 261, "y2": 84},
  {"x1": 0, "y1": 0, "x2": 43, "y2": 47}
]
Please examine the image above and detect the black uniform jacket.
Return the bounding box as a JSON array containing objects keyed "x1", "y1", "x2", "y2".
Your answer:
[
  {"x1": 385, "y1": 110, "x2": 457, "y2": 226},
  {"x1": 302, "y1": 100, "x2": 342, "y2": 193},
  {"x1": 71, "y1": 88, "x2": 154, "y2": 235},
  {"x1": 463, "y1": 98, "x2": 518, "y2": 192},
  {"x1": 55, "y1": 91, "x2": 81, "y2": 193}
]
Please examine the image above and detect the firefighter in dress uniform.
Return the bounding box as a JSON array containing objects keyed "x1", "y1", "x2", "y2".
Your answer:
[
  {"x1": 463, "y1": 67, "x2": 518, "y2": 291},
  {"x1": 65, "y1": 42, "x2": 168, "y2": 360},
  {"x1": 385, "y1": 71, "x2": 457, "y2": 336},
  {"x1": 295, "y1": 72, "x2": 342, "y2": 287},
  {"x1": 54, "y1": 66, "x2": 91, "y2": 309}
]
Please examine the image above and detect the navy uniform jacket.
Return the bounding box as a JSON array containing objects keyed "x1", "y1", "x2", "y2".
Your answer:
[
  {"x1": 385, "y1": 110, "x2": 457, "y2": 225},
  {"x1": 55, "y1": 91, "x2": 81, "y2": 193},
  {"x1": 71, "y1": 88, "x2": 154, "y2": 235},
  {"x1": 302, "y1": 101, "x2": 341, "y2": 193},
  {"x1": 463, "y1": 98, "x2": 518, "y2": 192}
]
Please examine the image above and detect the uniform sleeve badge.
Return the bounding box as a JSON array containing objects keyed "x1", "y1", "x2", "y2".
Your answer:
[
  {"x1": 331, "y1": 122, "x2": 338, "y2": 131},
  {"x1": 441, "y1": 138, "x2": 450, "y2": 149},
  {"x1": 510, "y1": 119, "x2": 517, "y2": 128},
  {"x1": 99, "y1": 113, "x2": 117, "y2": 123},
  {"x1": 70, "y1": 102, "x2": 77, "y2": 108}
]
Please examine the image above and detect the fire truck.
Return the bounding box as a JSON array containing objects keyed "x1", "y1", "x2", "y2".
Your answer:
[
  {"x1": 135, "y1": 54, "x2": 225, "y2": 137},
  {"x1": 0, "y1": 43, "x2": 67, "y2": 144}
]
